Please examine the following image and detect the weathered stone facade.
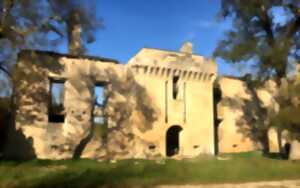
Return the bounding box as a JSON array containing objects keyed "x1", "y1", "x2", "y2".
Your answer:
[{"x1": 3, "y1": 43, "x2": 293, "y2": 160}]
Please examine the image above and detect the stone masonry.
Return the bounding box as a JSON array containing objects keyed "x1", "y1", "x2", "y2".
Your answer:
[{"x1": 3, "y1": 42, "x2": 293, "y2": 160}]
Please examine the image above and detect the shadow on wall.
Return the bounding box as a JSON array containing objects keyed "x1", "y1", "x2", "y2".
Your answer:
[
  {"x1": 213, "y1": 86, "x2": 222, "y2": 155},
  {"x1": 105, "y1": 68, "x2": 158, "y2": 132},
  {"x1": 0, "y1": 97, "x2": 11, "y2": 158},
  {"x1": 1, "y1": 99, "x2": 36, "y2": 160},
  {"x1": 3, "y1": 116, "x2": 36, "y2": 160},
  {"x1": 99, "y1": 67, "x2": 159, "y2": 159},
  {"x1": 14, "y1": 51, "x2": 64, "y2": 126},
  {"x1": 3, "y1": 51, "x2": 64, "y2": 160},
  {"x1": 73, "y1": 123, "x2": 95, "y2": 159},
  {"x1": 217, "y1": 79, "x2": 271, "y2": 153},
  {"x1": 72, "y1": 65, "x2": 159, "y2": 159},
  {"x1": 4, "y1": 50, "x2": 160, "y2": 160}
]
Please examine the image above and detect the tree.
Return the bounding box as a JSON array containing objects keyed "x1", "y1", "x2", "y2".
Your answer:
[
  {"x1": 214, "y1": 0, "x2": 300, "y2": 157},
  {"x1": 0, "y1": 0, "x2": 103, "y2": 156},
  {"x1": 48, "y1": 0, "x2": 102, "y2": 54},
  {"x1": 214, "y1": 0, "x2": 300, "y2": 82},
  {"x1": 0, "y1": 0, "x2": 102, "y2": 94}
]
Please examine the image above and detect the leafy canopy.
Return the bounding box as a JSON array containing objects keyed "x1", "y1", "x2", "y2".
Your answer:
[
  {"x1": 214, "y1": 0, "x2": 300, "y2": 80},
  {"x1": 0, "y1": 0, "x2": 102, "y2": 95}
]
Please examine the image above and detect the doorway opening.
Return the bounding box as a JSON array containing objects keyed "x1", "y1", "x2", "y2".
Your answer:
[{"x1": 166, "y1": 125, "x2": 183, "y2": 157}]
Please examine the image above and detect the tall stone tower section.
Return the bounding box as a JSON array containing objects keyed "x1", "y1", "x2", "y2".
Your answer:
[{"x1": 128, "y1": 42, "x2": 217, "y2": 157}]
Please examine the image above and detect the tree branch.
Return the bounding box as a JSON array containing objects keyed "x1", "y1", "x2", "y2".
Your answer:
[
  {"x1": 285, "y1": 4, "x2": 300, "y2": 41},
  {"x1": 259, "y1": 4, "x2": 275, "y2": 47},
  {"x1": 0, "y1": 64, "x2": 11, "y2": 77},
  {"x1": 9, "y1": 16, "x2": 64, "y2": 38}
]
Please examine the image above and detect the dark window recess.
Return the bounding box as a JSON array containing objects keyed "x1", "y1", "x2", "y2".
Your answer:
[
  {"x1": 149, "y1": 145, "x2": 156, "y2": 150},
  {"x1": 172, "y1": 75, "x2": 179, "y2": 99},
  {"x1": 213, "y1": 86, "x2": 222, "y2": 155},
  {"x1": 48, "y1": 80, "x2": 65, "y2": 123}
]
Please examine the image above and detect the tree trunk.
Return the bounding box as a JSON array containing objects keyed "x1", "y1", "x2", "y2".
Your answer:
[
  {"x1": 1, "y1": 0, "x2": 13, "y2": 27},
  {"x1": 0, "y1": 0, "x2": 13, "y2": 38},
  {"x1": 67, "y1": 9, "x2": 82, "y2": 55}
]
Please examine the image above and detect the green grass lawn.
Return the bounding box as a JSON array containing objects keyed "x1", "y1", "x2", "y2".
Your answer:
[{"x1": 0, "y1": 152, "x2": 300, "y2": 188}]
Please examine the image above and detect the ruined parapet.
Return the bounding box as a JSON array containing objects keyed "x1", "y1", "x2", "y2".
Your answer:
[{"x1": 128, "y1": 43, "x2": 217, "y2": 83}]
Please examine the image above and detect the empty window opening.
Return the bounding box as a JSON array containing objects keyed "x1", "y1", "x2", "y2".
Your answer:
[
  {"x1": 49, "y1": 79, "x2": 65, "y2": 123},
  {"x1": 94, "y1": 84, "x2": 105, "y2": 107},
  {"x1": 172, "y1": 75, "x2": 180, "y2": 99},
  {"x1": 93, "y1": 83, "x2": 107, "y2": 138},
  {"x1": 166, "y1": 125, "x2": 183, "y2": 157}
]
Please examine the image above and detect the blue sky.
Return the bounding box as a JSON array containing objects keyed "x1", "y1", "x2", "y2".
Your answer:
[{"x1": 79, "y1": 0, "x2": 239, "y2": 76}]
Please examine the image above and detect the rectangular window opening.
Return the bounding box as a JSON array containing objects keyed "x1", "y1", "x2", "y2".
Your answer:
[
  {"x1": 93, "y1": 83, "x2": 108, "y2": 138},
  {"x1": 93, "y1": 84, "x2": 107, "y2": 124},
  {"x1": 172, "y1": 75, "x2": 180, "y2": 100},
  {"x1": 48, "y1": 79, "x2": 65, "y2": 123},
  {"x1": 94, "y1": 84, "x2": 105, "y2": 107}
]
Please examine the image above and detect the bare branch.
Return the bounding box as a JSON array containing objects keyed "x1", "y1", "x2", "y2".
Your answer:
[
  {"x1": 259, "y1": 4, "x2": 275, "y2": 47},
  {"x1": 0, "y1": 64, "x2": 11, "y2": 77}
]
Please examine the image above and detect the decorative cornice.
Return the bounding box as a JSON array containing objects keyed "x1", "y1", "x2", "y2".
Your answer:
[{"x1": 130, "y1": 64, "x2": 216, "y2": 82}]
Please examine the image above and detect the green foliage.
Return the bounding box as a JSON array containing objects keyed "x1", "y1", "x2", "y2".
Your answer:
[
  {"x1": 0, "y1": 0, "x2": 102, "y2": 94},
  {"x1": 0, "y1": 153, "x2": 300, "y2": 187},
  {"x1": 214, "y1": 0, "x2": 300, "y2": 147},
  {"x1": 270, "y1": 78, "x2": 300, "y2": 137},
  {"x1": 48, "y1": 0, "x2": 102, "y2": 45},
  {"x1": 214, "y1": 0, "x2": 300, "y2": 80}
]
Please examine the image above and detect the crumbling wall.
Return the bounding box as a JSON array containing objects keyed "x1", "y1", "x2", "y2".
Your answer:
[
  {"x1": 217, "y1": 77, "x2": 260, "y2": 153},
  {"x1": 5, "y1": 50, "x2": 162, "y2": 160},
  {"x1": 217, "y1": 77, "x2": 285, "y2": 154}
]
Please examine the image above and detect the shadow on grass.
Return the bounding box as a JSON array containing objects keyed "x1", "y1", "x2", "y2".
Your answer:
[
  {"x1": 263, "y1": 152, "x2": 285, "y2": 160},
  {"x1": 0, "y1": 159, "x2": 166, "y2": 188},
  {"x1": 1, "y1": 153, "x2": 300, "y2": 188}
]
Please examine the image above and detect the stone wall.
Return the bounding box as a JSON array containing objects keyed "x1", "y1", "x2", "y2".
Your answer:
[
  {"x1": 6, "y1": 44, "x2": 291, "y2": 160},
  {"x1": 127, "y1": 47, "x2": 217, "y2": 158},
  {"x1": 5, "y1": 45, "x2": 217, "y2": 160},
  {"x1": 216, "y1": 76, "x2": 289, "y2": 154}
]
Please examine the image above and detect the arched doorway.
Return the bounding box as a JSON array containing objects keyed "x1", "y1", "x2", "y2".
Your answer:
[{"x1": 166, "y1": 125, "x2": 183, "y2": 157}]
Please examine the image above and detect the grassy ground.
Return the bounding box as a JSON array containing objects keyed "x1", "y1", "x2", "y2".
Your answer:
[{"x1": 0, "y1": 152, "x2": 300, "y2": 188}]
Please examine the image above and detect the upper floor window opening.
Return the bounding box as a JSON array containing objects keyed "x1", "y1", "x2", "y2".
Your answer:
[
  {"x1": 48, "y1": 79, "x2": 65, "y2": 123},
  {"x1": 172, "y1": 75, "x2": 180, "y2": 100}
]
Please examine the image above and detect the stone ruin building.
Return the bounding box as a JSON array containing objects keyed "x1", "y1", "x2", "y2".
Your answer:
[{"x1": 3, "y1": 42, "x2": 289, "y2": 160}]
